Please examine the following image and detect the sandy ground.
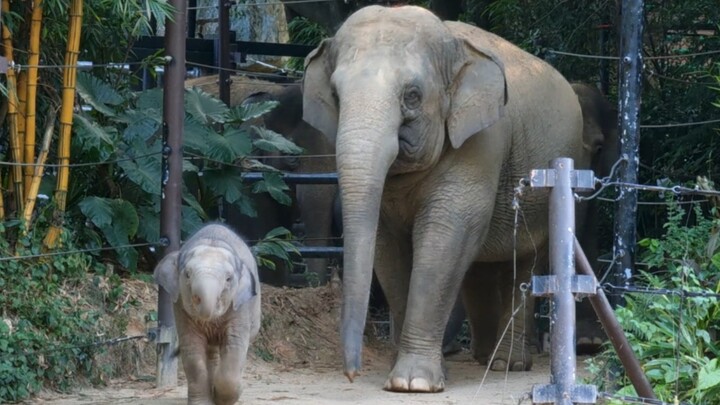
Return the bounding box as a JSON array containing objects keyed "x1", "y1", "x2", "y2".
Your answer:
[{"x1": 29, "y1": 352, "x2": 592, "y2": 405}]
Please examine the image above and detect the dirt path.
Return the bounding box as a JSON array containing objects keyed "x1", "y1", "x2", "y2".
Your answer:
[{"x1": 31, "y1": 353, "x2": 590, "y2": 405}]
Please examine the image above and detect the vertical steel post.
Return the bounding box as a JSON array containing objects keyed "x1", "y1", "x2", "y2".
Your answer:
[
  {"x1": 612, "y1": 0, "x2": 644, "y2": 302},
  {"x1": 549, "y1": 158, "x2": 577, "y2": 405},
  {"x1": 156, "y1": 0, "x2": 186, "y2": 388},
  {"x1": 188, "y1": 0, "x2": 197, "y2": 38},
  {"x1": 218, "y1": 0, "x2": 231, "y2": 105},
  {"x1": 531, "y1": 159, "x2": 597, "y2": 404}
]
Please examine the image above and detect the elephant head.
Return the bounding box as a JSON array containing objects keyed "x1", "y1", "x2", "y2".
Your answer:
[
  {"x1": 154, "y1": 243, "x2": 257, "y2": 322},
  {"x1": 302, "y1": 5, "x2": 507, "y2": 378},
  {"x1": 572, "y1": 83, "x2": 619, "y2": 178}
]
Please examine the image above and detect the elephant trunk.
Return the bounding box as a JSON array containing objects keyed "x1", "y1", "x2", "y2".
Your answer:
[
  {"x1": 336, "y1": 100, "x2": 400, "y2": 381},
  {"x1": 190, "y1": 277, "x2": 221, "y2": 321}
]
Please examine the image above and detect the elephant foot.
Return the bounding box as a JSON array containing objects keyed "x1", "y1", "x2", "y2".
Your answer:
[
  {"x1": 576, "y1": 318, "x2": 605, "y2": 355},
  {"x1": 383, "y1": 352, "x2": 445, "y2": 393},
  {"x1": 490, "y1": 358, "x2": 531, "y2": 372},
  {"x1": 487, "y1": 335, "x2": 532, "y2": 372}
]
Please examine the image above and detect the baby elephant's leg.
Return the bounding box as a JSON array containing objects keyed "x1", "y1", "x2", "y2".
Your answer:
[{"x1": 213, "y1": 339, "x2": 250, "y2": 405}]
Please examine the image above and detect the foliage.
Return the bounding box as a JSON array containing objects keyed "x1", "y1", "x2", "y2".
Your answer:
[
  {"x1": 587, "y1": 199, "x2": 720, "y2": 403},
  {"x1": 71, "y1": 73, "x2": 300, "y2": 271},
  {"x1": 286, "y1": 16, "x2": 328, "y2": 71},
  {"x1": 0, "y1": 219, "x2": 127, "y2": 403}
]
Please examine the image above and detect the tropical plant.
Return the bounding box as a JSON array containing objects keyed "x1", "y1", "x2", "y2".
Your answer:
[
  {"x1": 286, "y1": 16, "x2": 328, "y2": 71},
  {"x1": 68, "y1": 72, "x2": 302, "y2": 271},
  {"x1": 587, "y1": 197, "x2": 720, "y2": 404}
]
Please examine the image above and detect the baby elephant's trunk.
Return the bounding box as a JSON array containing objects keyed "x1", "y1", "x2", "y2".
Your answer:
[{"x1": 190, "y1": 279, "x2": 222, "y2": 321}]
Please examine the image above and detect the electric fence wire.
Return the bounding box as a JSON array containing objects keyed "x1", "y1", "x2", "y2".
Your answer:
[
  {"x1": 0, "y1": 334, "x2": 149, "y2": 361},
  {"x1": 185, "y1": 60, "x2": 302, "y2": 82},
  {"x1": 0, "y1": 152, "x2": 163, "y2": 168},
  {"x1": 598, "y1": 391, "x2": 695, "y2": 405},
  {"x1": 187, "y1": 0, "x2": 335, "y2": 11},
  {"x1": 547, "y1": 48, "x2": 720, "y2": 60},
  {"x1": 0, "y1": 241, "x2": 164, "y2": 262}
]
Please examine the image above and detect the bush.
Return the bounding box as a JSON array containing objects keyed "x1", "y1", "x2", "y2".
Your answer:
[
  {"x1": 0, "y1": 220, "x2": 127, "y2": 402},
  {"x1": 587, "y1": 198, "x2": 720, "y2": 403}
]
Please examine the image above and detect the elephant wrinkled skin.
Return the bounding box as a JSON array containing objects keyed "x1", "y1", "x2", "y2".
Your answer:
[
  {"x1": 302, "y1": 6, "x2": 587, "y2": 392},
  {"x1": 154, "y1": 223, "x2": 261, "y2": 405}
]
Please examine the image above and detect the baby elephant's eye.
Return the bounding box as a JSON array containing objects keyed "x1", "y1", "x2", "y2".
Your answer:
[
  {"x1": 185, "y1": 271, "x2": 191, "y2": 279},
  {"x1": 226, "y1": 276, "x2": 232, "y2": 283}
]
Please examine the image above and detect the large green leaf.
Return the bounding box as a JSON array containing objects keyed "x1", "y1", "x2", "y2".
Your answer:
[
  {"x1": 183, "y1": 118, "x2": 216, "y2": 156},
  {"x1": 136, "y1": 205, "x2": 160, "y2": 244},
  {"x1": 182, "y1": 186, "x2": 208, "y2": 220},
  {"x1": 698, "y1": 359, "x2": 720, "y2": 390},
  {"x1": 78, "y1": 196, "x2": 113, "y2": 228},
  {"x1": 226, "y1": 100, "x2": 278, "y2": 124},
  {"x1": 223, "y1": 127, "x2": 254, "y2": 157},
  {"x1": 74, "y1": 113, "x2": 117, "y2": 156},
  {"x1": 76, "y1": 72, "x2": 124, "y2": 117},
  {"x1": 203, "y1": 167, "x2": 245, "y2": 204},
  {"x1": 185, "y1": 87, "x2": 229, "y2": 125},
  {"x1": 118, "y1": 109, "x2": 162, "y2": 142},
  {"x1": 181, "y1": 205, "x2": 204, "y2": 238},
  {"x1": 79, "y1": 197, "x2": 140, "y2": 270},
  {"x1": 252, "y1": 172, "x2": 292, "y2": 206},
  {"x1": 117, "y1": 149, "x2": 162, "y2": 195},
  {"x1": 252, "y1": 126, "x2": 304, "y2": 155},
  {"x1": 136, "y1": 88, "x2": 164, "y2": 111}
]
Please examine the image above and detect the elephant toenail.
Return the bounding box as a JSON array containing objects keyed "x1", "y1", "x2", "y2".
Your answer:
[
  {"x1": 192, "y1": 294, "x2": 201, "y2": 305},
  {"x1": 409, "y1": 378, "x2": 431, "y2": 392}
]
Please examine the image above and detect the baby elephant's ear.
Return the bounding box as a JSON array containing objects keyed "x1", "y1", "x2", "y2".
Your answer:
[
  {"x1": 153, "y1": 251, "x2": 181, "y2": 303},
  {"x1": 233, "y1": 260, "x2": 258, "y2": 310}
]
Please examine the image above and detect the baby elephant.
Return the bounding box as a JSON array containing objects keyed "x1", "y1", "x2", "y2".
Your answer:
[{"x1": 154, "y1": 223, "x2": 261, "y2": 405}]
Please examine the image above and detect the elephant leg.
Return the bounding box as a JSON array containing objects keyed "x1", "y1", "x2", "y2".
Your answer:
[
  {"x1": 385, "y1": 219, "x2": 482, "y2": 393},
  {"x1": 373, "y1": 222, "x2": 412, "y2": 346},
  {"x1": 461, "y1": 264, "x2": 500, "y2": 365},
  {"x1": 176, "y1": 320, "x2": 213, "y2": 404},
  {"x1": 442, "y1": 295, "x2": 466, "y2": 356},
  {"x1": 213, "y1": 335, "x2": 250, "y2": 405},
  {"x1": 206, "y1": 345, "x2": 220, "y2": 392},
  {"x1": 489, "y1": 254, "x2": 538, "y2": 372}
]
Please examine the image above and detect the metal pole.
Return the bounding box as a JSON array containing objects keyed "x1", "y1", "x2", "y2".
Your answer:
[
  {"x1": 612, "y1": 0, "x2": 644, "y2": 304},
  {"x1": 156, "y1": 0, "x2": 186, "y2": 388},
  {"x1": 574, "y1": 238, "x2": 657, "y2": 400},
  {"x1": 549, "y1": 158, "x2": 577, "y2": 405},
  {"x1": 188, "y1": 0, "x2": 197, "y2": 38},
  {"x1": 218, "y1": 0, "x2": 231, "y2": 105}
]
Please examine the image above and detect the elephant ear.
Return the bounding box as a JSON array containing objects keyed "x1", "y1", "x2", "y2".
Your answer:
[
  {"x1": 302, "y1": 38, "x2": 338, "y2": 142},
  {"x1": 233, "y1": 256, "x2": 258, "y2": 310},
  {"x1": 447, "y1": 39, "x2": 508, "y2": 149},
  {"x1": 153, "y1": 251, "x2": 181, "y2": 303}
]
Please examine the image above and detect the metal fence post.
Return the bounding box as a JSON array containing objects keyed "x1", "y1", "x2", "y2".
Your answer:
[
  {"x1": 613, "y1": 0, "x2": 644, "y2": 305},
  {"x1": 530, "y1": 157, "x2": 597, "y2": 404},
  {"x1": 218, "y1": 0, "x2": 231, "y2": 105},
  {"x1": 156, "y1": 0, "x2": 186, "y2": 388}
]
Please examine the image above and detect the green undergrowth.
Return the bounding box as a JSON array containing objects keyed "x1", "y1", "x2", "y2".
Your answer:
[
  {"x1": 0, "y1": 219, "x2": 134, "y2": 403},
  {"x1": 587, "y1": 198, "x2": 720, "y2": 404}
]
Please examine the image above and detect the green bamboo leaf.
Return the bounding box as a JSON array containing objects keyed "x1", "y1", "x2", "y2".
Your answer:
[
  {"x1": 76, "y1": 72, "x2": 124, "y2": 116},
  {"x1": 252, "y1": 126, "x2": 304, "y2": 155},
  {"x1": 185, "y1": 87, "x2": 229, "y2": 124}
]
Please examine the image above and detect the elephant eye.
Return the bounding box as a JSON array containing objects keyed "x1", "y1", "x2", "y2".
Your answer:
[
  {"x1": 226, "y1": 276, "x2": 232, "y2": 283},
  {"x1": 185, "y1": 271, "x2": 190, "y2": 279},
  {"x1": 403, "y1": 86, "x2": 422, "y2": 110}
]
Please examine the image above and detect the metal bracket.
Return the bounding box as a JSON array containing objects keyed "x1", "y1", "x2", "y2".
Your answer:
[
  {"x1": 532, "y1": 383, "x2": 597, "y2": 404},
  {"x1": 0, "y1": 57, "x2": 7, "y2": 74},
  {"x1": 156, "y1": 325, "x2": 177, "y2": 344},
  {"x1": 531, "y1": 275, "x2": 597, "y2": 297},
  {"x1": 530, "y1": 168, "x2": 596, "y2": 191}
]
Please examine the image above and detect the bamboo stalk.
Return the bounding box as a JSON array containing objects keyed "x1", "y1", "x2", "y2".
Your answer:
[
  {"x1": 0, "y1": 170, "x2": 5, "y2": 221},
  {"x1": 24, "y1": 0, "x2": 44, "y2": 199},
  {"x1": 44, "y1": 0, "x2": 83, "y2": 248},
  {"x1": 17, "y1": 71, "x2": 27, "y2": 166},
  {"x1": 23, "y1": 109, "x2": 56, "y2": 231},
  {"x1": 2, "y1": 0, "x2": 24, "y2": 214}
]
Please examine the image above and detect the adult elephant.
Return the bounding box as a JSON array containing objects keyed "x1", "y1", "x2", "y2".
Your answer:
[
  {"x1": 243, "y1": 86, "x2": 338, "y2": 285},
  {"x1": 302, "y1": 5, "x2": 586, "y2": 392},
  {"x1": 441, "y1": 83, "x2": 621, "y2": 358}
]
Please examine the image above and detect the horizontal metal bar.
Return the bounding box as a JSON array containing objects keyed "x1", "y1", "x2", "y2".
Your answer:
[
  {"x1": 291, "y1": 246, "x2": 343, "y2": 258},
  {"x1": 242, "y1": 172, "x2": 338, "y2": 184}
]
